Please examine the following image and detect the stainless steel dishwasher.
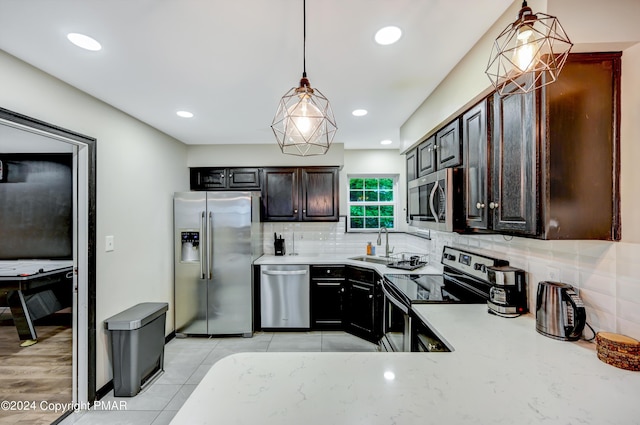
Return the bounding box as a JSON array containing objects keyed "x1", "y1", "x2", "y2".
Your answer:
[{"x1": 260, "y1": 265, "x2": 310, "y2": 328}]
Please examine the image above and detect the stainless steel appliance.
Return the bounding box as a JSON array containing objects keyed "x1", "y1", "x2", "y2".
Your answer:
[
  {"x1": 407, "y1": 168, "x2": 463, "y2": 232},
  {"x1": 260, "y1": 265, "x2": 310, "y2": 328},
  {"x1": 381, "y1": 246, "x2": 521, "y2": 352},
  {"x1": 174, "y1": 191, "x2": 262, "y2": 337},
  {"x1": 486, "y1": 265, "x2": 528, "y2": 316},
  {"x1": 536, "y1": 281, "x2": 586, "y2": 341}
]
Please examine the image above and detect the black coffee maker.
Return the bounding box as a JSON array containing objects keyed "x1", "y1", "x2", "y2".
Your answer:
[
  {"x1": 486, "y1": 265, "x2": 528, "y2": 317},
  {"x1": 274, "y1": 233, "x2": 285, "y2": 256}
]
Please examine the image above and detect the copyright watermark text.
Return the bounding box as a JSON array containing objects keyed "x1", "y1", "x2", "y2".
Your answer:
[{"x1": 1, "y1": 400, "x2": 128, "y2": 413}]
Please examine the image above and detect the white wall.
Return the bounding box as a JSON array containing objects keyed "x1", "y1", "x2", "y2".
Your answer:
[
  {"x1": 187, "y1": 143, "x2": 345, "y2": 168},
  {"x1": 0, "y1": 51, "x2": 189, "y2": 388}
]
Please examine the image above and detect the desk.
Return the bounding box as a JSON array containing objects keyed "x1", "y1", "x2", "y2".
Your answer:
[{"x1": 0, "y1": 260, "x2": 73, "y2": 346}]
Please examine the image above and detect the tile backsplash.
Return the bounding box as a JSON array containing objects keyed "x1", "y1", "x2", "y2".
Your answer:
[{"x1": 262, "y1": 218, "x2": 640, "y2": 340}]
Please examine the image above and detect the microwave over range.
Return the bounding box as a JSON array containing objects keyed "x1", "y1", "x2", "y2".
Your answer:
[{"x1": 407, "y1": 168, "x2": 464, "y2": 232}]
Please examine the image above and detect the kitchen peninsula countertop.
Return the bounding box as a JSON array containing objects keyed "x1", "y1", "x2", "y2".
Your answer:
[{"x1": 170, "y1": 304, "x2": 640, "y2": 425}]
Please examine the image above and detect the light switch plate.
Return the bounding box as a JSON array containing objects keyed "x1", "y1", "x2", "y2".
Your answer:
[{"x1": 105, "y1": 235, "x2": 115, "y2": 252}]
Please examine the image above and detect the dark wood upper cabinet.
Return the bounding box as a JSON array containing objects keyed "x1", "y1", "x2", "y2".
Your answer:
[
  {"x1": 301, "y1": 168, "x2": 339, "y2": 221},
  {"x1": 406, "y1": 148, "x2": 418, "y2": 182},
  {"x1": 190, "y1": 167, "x2": 261, "y2": 191},
  {"x1": 462, "y1": 99, "x2": 490, "y2": 231},
  {"x1": 408, "y1": 52, "x2": 621, "y2": 241},
  {"x1": 539, "y1": 52, "x2": 621, "y2": 240},
  {"x1": 487, "y1": 52, "x2": 621, "y2": 240},
  {"x1": 261, "y1": 167, "x2": 339, "y2": 222},
  {"x1": 436, "y1": 119, "x2": 462, "y2": 169},
  {"x1": 491, "y1": 88, "x2": 538, "y2": 235},
  {"x1": 417, "y1": 135, "x2": 436, "y2": 176},
  {"x1": 261, "y1": 168, "x2": 299, "y2": 221},
  {"x1": 228, "y1": 168, "x2": 262, "y2": 189},
  {"x1": 416, "y1": 119, "x2": 462, "y2": 177}
]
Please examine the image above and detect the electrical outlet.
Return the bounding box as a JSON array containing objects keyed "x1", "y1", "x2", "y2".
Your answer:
[
  {"x1": 105, "y1": 235, "x2": 115, "y2": 252},
  {"x1": 546, "y1": 266, "x2": 560, "y2": 281}
]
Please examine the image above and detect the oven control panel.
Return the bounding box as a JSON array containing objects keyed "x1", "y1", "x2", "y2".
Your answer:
[{"x1": 441, "y1": 246, "x2": 508, "y2": 283}]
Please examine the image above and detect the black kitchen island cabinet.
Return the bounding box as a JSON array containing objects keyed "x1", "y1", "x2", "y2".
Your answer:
[
  {"x1": 310, "y1": 265, "x2": 345, "y2": 330},
  {"x1": 343, "y1": 266, "x2": 383, "y2": 344},
  {"x1": 260, "y1": 167, "x2": 339, "y2": 222}
]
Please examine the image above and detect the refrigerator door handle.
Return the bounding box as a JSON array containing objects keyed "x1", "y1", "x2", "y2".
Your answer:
[
  {"x1": 208, "y1": 211, "x2": 213, "y2": 280},
  {"x1": 200, "y1": 211, "x2": 206, "y2": 279}
]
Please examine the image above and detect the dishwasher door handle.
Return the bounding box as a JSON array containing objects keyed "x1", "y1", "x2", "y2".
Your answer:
[{"x1": 262, "y1": 270, "x2": 308, "y2": 276}]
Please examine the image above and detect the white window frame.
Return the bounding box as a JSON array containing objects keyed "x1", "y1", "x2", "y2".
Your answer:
[{"x1": 346, "y1": 174, "x2": 399, "y2": 232}]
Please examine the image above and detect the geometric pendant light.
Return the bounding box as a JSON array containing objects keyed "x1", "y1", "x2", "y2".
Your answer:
[
  {"x1": 271, "y1": 0, "x2": 337, "y2": 156},
  {"x1": 486, "y1": 0, "x2": 573, "y2": 96}
]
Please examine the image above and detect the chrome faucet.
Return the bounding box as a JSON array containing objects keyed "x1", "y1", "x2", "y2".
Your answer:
[{"x1": 377, "y1": 226, "x2": 393, "y2": 257}]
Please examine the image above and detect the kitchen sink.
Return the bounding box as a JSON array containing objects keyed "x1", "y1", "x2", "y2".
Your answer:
[{"x1": 349, "y1": 256, "x2": 391, "y2": 265}]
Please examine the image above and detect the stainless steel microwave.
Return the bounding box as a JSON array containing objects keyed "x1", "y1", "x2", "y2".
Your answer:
[{"x1": 407, "y1": 168, "x2": 463, "y2": 232}]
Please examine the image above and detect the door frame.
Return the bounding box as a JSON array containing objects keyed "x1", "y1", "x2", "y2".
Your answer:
[{"x1": 0, "y1": 107, "x2": 97, "y2": 403}]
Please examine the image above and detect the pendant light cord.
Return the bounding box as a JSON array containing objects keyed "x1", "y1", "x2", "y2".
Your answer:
[{"x1": 302, "y1": 0, "x2": 307, "y2": 78}]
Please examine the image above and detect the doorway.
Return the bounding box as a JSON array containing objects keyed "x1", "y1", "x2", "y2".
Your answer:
[{"x1": 0, "y1": 107, "x2": 97, "y2": 418}]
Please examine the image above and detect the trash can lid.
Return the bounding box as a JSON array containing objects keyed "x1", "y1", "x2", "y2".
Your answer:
[{"x1": 104, "y1": 302, "x2": 169, "y2": 330}]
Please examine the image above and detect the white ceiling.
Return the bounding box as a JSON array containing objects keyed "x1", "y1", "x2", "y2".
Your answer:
[{"x1": 0, "y1": 0, "x2": 514, "y2": 150}]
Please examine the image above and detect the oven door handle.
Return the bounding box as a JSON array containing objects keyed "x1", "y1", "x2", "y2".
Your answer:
[{"x1": 381, "y1": 283, "x2": 409, "y2": 314}]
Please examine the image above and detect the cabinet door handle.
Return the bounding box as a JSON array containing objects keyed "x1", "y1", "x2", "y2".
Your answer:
[
  {"x1": 368, "y1": 294, "x2": 373, "y2": 299},
  {"x1": 433, "y1": 144, "x2": 438, "y2": 150},
  {"x1": 317, "y1": 282, "x2": 342, "y2": 287},
  {"x1": 489, "y1": 202, "x2": 499, "y2": 209},
  {"x1": 476, "y1": 202, "x2": 486, "y2": 209},
  {"x1": 220, "y1": 173, "x2": 225, "y2": 180},
  {"x1": 294, "y1": 209, "x2": 298, "y2": 214}
]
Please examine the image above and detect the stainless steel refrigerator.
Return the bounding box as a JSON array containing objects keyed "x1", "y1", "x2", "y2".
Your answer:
[{"x1": 174, "y1": 191, "x2": 262, "y2": 336}]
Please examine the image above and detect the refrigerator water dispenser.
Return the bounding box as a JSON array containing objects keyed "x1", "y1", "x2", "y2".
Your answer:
[{"x1": 180, "y1": 231, "x2": 200, "y2": 263}]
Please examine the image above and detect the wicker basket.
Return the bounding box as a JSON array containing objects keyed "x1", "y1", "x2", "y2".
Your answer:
[{"x1": 596, "y1": 332, "x2": 640, "y2": 371}]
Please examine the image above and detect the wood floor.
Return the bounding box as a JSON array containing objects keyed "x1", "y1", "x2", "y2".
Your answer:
[{"x1": 0, "y1": 311, "x2": 72, "y2": 425}]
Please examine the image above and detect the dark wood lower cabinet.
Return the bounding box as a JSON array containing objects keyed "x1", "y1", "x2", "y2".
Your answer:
[
  {"x1": 343, "y1": 266, "x2": 382, "y2": 344},
  {"x1": 310, "y1": 265, "x2": 345, "y2": 330}
]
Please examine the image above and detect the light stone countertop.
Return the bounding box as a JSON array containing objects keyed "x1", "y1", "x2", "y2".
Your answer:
[
  {"x1": 170, "y1": 304, "x2": 640, "y2": 425},
  {"x1": 255, "y1": 253, "x2": 443, "y2": 275}
]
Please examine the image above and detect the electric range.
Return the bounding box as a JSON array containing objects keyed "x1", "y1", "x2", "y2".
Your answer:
[{"x1": 380, "y1": 246, "x2": 511, "y2": 352}]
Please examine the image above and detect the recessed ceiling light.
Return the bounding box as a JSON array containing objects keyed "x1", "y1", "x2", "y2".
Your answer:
[
  {"x1": 380, "y1": 139, "x2": 393, "y2": 145},
  {"x1": 352, "y1": 109, "x2": 368, "y2": 117},
  {"x1": 176, "y1": 111, "x2": 194, "y2": 118},
  {"x1": 67, "y1": 33, "x2": 102, "y2": 51},
  {"x1": 375, "y1": 26, "x2": 402, "y2": 45}
]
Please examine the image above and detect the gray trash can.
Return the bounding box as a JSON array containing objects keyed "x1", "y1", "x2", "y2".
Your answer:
[{"x1": 104, "y1": 302, "x2": 168, "y2": 397}]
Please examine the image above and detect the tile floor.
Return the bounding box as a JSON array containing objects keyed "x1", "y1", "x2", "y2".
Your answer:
[{"x1": 57, "y1": 331, "x2": 378, "y2": 425}]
